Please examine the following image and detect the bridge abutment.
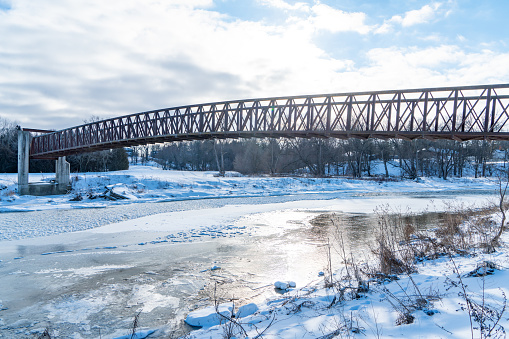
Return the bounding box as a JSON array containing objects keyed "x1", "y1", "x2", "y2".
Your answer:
[{"x1": 17, "y1": 127, "x2": 71, "y2": 196}]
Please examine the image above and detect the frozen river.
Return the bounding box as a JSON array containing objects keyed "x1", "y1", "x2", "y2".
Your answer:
[
  {"x1": 0, "y1": 189, "x2": 495, "y2": 240},
  {"x1": 0, "y1": 189, "x2": 497, "y2": 338}
]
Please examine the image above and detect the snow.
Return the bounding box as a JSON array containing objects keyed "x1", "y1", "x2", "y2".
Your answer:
[
  {"x1": 44, "y1": 294, "x2": 113, "y2": 324},
  {"x1": 274, "y1": 281, "x2": 296, "y2": 290},
  {"x1": 127, "y1": 285, "x2": 179, "y2": 313},
  {"x1": 111, "y1": 329, "x2": 155, "y2": 339},
  {"x1": 0, "y1": 164, "x2": 498, "y2": 242},
  {"x1": 236, "y1": 303, "x2": 258, "y2": 318},
  {"x1": 0, "y1": 164, "x2": 499, "y2": 216},
  {"x1": 185, "y1": 302, "x2": 234, "y2": 328},
  {"x1": 186, "y1": 246, "x2": 509, "y2": 338},
  {"x1": 35, "y1": 265, "x2": 133, "y2": 277},
  {"x1": 1, "y1": 164, "x2": 508, "y2": 338}
]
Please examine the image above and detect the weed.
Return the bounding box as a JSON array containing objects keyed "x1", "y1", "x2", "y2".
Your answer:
[
  {"x1": 360, "y1": 303, "x2": 383, "y2": 338},
  {"x1": 212, "y1": 283, "x2": 248, "y2": 339},
  {"x1": 325, "y1": 217, "x2": 371, "y2": 301},
  {"x1": 448, "y1": 257, "x2": 507, "y2": 339},
  {"x1": 36, "y1": 328, "x2": 52, "y2": 339},
  {"x1": 129, "y1": 311, "x2": 141, "y2": 339},
  {"x1": 371, "y1": 205, "x2": 417, "y2": 276},
  {"x1": 380, "y1": 274, "x2": 440, "y2": 326},
  {"x1": 318, "y1": 308, "x2": 365, "y2": 338},
  {"x1": 490, "y1": 173, "x2": 509, "y2": 248},
  {"x1": 210, "y1": 282, "x2": 276, "y2": 339}
]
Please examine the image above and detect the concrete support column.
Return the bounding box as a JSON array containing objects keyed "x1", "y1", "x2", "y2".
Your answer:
[
  {"x1": 17, "y1": 128, "x2": 30, "y2": 195},
  {"x1": 55, "y1": 156, "x2": 71, "y2": 193}
]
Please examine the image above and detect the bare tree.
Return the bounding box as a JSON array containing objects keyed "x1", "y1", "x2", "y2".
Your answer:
[
  {"x1": 470, "y1": 141, "x2": 493, "y2": 178},
  {"x1": 287, "y1": 138, "x2": 333, "y2": 176},
  {"x1": 433, "y1": 140, "x2": 455, "y2": 180},
  {"x1": 213, "y1": 139, "x2": 225, "y2": 175},
  {"x1": 0, "y1": 119, "x2": 17, "y2": 172},
  {"x1": 376, "y1": 139, "x2": 394, "y2": 177}
]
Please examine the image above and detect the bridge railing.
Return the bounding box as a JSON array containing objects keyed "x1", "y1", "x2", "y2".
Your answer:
[{"x1": 30, "y1": 84, "x2": 509, "y2": 158}]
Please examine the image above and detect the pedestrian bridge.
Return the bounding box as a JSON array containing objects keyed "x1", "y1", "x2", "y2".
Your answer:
[
  {"x1": 17, "y1": 83, "x2": 509, "y2": 195},
  {"x1": 28, "y1": 84, "x2": 509, "y2": 159}
]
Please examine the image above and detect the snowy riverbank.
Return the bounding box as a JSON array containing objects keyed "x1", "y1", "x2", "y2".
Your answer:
[
  {"x1": 183, "y1": 237, "x2": 509, "y2": 339},
  {"x1": 179, "y1": 198, "x2": 509, "y2": 339},
  {"x1": 0, "y1": 165, "x2": 507, "y2": 339},
  {"x1": 0, "y1": 164, "x2": 499, "y2": 214}
]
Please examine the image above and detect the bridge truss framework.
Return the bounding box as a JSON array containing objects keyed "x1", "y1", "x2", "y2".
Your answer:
[{"x1": 29, "y1": 84, "x2": 509, "y2": 159}]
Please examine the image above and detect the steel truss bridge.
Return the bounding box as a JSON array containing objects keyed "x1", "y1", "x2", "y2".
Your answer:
[{"x1": 30, "y1": 84, "x2": 509, "y2": 159}]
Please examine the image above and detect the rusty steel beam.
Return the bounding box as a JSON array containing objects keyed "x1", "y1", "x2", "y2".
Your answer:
[{"x1": 29, "y1": 84, "x2": 509, "y2": 158}]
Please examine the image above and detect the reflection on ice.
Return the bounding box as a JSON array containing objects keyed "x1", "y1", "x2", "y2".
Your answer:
[{"x1": 35, "y1": 265, "x2": 133, "y2": 277}]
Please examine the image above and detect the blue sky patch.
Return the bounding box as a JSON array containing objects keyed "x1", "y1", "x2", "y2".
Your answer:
[{"x1": 0, "y1": 0, "x2": 11, "y2": 11}]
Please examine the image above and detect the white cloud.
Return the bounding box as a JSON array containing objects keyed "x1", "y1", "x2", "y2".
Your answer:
[
  {"x1": 369, "y1": 45, "x2": 464, "y2": 69},
  {"x1": 259, "y1": 1, "x2": 371, "y2": 34},
  {"x1": 374, "y1": 21, "x2": 393, "y2": 34},
  {"x1": 258, "y1": 0, "x2": 309, "y2": 11},
  {"x1": 308, "y1": 4, "x2": 372, "y2": 34},
  {"x1": 347, "y1": 45, "x2": 509, "y2": 91},
  {"x1": 0, "y1": 0, "x2": 360, "y2": 128},
  {"x1": 376, "y1": 2, "x2": 442, "y2": 34},
  {"x1": 421, "y1": 33, "x2": 445, "y2": 42},
  {"x1": 399, "y1": 3, "x2": 441, "y2": 27},
  {"x1": 0, "y1": 0, "x2": 506, "y2": 130}
]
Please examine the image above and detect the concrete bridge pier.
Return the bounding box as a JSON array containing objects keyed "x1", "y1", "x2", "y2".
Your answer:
[
  {"x1": 55, "y1": 156, "x2": 71, "y2": 192},
  {"x1": 17, "y1": 127, "x2": 71, "y2": 196},
  {"x1": 17, "y1": 128, "x2": 30, "y2": 196}
]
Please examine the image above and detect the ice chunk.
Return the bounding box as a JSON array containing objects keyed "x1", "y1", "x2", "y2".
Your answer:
[
  {"x1": 274, "y1": 281, "x2": 288, "y2": 290},
  {"x1": 274, "y1": 281, "x2": 296, "y2": 290},
  {"x1": 236, "y1": 303, "x2": 258, "y2": 318},
  {"x1": 185, "y1": 302, "x2": 233, "y2": 328}
]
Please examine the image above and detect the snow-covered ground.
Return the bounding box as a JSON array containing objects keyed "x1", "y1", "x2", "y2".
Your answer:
[
  {"x1": 0, "y1": 164, "x2": 499, "y2": 214},
  {"x1": 0, "y1": 164, "x2": 507, "y2": 339},
  {"x1": 184, "y1": 244, "x2": 509, "y2": 339},
  {"x1": 0, "y1": 163, "x2": 498, "y2": 242}
]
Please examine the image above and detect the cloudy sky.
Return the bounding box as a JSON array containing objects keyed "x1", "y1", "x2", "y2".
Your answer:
[{"x1": 0, "y1": 0, "x2": 508, "y2": 130}]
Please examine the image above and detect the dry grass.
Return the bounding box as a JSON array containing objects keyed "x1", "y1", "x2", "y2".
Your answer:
[
  {"x1": 313, "y1": 198, "x2": 509, "y2": 287},
  {"x1": 305, "y1": 196, "x2": 509, "y2": 331},
  {"x1": 370, "y1": 200, "x2": 509, "y2": 277},
  {"x1": 371, "y1": 205, "x2": 418, "y2": 276}
]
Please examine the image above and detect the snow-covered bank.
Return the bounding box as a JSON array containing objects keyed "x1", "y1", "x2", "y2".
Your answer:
[
  {"x1": 183, "y1": 218, "x2": 509, "y2": 339},
  {"x1": 184, "y1": 251, "x2": 509, "y2": 338},
  {"x1": 0, "y1": 165, "x2": 498, "y2": 242},
  {"x1": 0, "y1": 165, "x2": 498, "y2": 214}
]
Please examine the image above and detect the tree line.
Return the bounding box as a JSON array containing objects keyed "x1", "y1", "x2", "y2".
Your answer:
[{"x1": 147, "y1": 137, "x2": 506, "y2": 180}]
